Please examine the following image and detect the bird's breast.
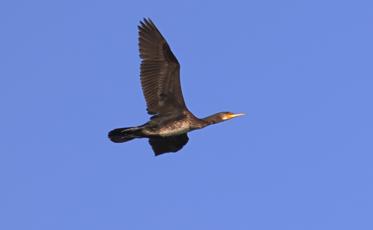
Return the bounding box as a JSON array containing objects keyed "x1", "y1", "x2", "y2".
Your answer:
[{"x1": 157, "y1": 120, "x2": 191, "y2": 137}]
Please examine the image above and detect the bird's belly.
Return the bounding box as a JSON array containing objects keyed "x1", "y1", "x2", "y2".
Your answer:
[
  {"x1": 159, "y1": 128, "x2": 188, "y2": 137},
  {"x1": 155, "y1": 120, "x2": 191, "y2": 137}
]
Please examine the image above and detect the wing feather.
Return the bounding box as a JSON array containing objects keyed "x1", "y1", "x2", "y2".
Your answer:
[
  {"x1": 138, "y1": 18, "x2": 186, "y2": 115},
  {"x1": 149, "y1": 134, "x2": 189, "y2": 156}
]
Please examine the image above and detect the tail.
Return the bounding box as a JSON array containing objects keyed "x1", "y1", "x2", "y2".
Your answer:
[{"x1": 108, "y1": 127, "x2": 142, "y2": 143}]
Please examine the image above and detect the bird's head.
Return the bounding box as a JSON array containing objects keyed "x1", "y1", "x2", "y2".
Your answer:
[{"x1": 203, "y1": 112, "x2": 245, "y2": 125}]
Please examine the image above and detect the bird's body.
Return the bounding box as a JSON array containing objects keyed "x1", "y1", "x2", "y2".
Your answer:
[
  {"x1": 143, "y1": 114, "x2": 194, "y2": 137},
  {"x1": 108, "y1": 18, "x2": 243, "y2": 156}
]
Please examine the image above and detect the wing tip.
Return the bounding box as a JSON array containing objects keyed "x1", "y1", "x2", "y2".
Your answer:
[{"x1": 139, "y1": 17, "x2": 155, "y2": 30}]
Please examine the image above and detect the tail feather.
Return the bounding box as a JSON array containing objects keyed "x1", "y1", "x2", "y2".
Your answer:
[{"x1": 108, "y1": 127, "x2": 142, "y2": 143}]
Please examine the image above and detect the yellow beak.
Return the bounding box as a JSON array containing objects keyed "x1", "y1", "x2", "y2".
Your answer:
[
  {"x1": 224, "y1": 113, "x2": 245, "y2": 120},
  {"x1": 229, "y1": 113, "x2": 245, "y2": 118}
]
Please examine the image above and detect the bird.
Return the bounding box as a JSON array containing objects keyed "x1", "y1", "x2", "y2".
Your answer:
[{"x1": 108, "y1": 18, "x2": 244, "y2": 156}]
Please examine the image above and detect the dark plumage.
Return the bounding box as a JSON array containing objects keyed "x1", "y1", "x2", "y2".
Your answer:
[{"x1": 108, "y1": 18, "x2": 244, "y2": 156}]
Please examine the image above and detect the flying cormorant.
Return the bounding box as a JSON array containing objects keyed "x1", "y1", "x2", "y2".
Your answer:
[{"x1": 108, "y1": 18, "x2": 244, "y2": 156}]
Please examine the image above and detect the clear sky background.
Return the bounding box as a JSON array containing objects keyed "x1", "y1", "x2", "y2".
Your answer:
[{"x1": 1, "y1": 0, "x2": 373, "y2": 229}]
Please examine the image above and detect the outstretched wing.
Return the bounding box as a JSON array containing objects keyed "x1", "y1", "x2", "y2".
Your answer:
[
  {"x1": 149, "y1": 134, "x2": 189, "y2": 156},
  {"x1": 138, "y1": 18, "x2": 186, "y2": 116}
]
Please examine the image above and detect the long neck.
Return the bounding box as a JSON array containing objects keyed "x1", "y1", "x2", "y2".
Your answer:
[{"x1": 201, "y1": 113, "x2": 224, "y2": 126}]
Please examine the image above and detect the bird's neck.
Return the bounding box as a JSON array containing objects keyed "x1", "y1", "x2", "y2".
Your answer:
[{"x1": 201, "y1": 114, "x2": 224, "y2": 126}]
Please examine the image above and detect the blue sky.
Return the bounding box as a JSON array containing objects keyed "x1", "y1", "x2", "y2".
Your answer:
[{"x1": 1, "y1": 0, "x2": 373, "y2": 229}]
